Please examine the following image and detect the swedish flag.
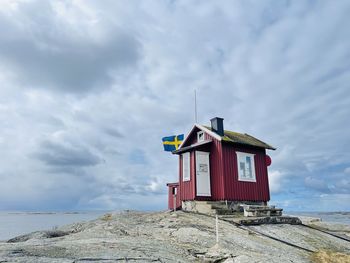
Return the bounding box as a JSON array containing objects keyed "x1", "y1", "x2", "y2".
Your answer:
[{"x1": 162, "y1": 134, "x2": 184, "y2": 152}]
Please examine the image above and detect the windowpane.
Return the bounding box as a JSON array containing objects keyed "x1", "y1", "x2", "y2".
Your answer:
[
  {"x1": 246, "y1": 156, "x2": 252, "y2": 178},
  {"x1": 240, "y1": 162, "x2": 246, "y2": 178},
  {"x1": 236, "y1": 152, "x2": 256, "y2": 182},
  {"x1": 197, "y1": 131, "x2": 204, "y2": 142},
  {"x1": 182, "y1": 153, "x2": 190, "y2": 181}
]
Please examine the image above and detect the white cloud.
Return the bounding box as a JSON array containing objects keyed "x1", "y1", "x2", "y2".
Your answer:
[
  {"x1": 268, "y1": 170, "x2": 284, "y2": 193},
  {"x1": 304, "y1": 177, "x2": 330, "y2": 193},
  {"x1": 0, "y1": 0, "x2": 349, "y2": 211}
]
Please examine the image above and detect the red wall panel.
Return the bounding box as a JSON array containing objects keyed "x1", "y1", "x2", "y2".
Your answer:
[
  {"x1": 179, "y1": 152, "x2": 196, "y2": 201},
  {"x1": 195, "y1": 133, "x2": 225, "y2": 200},
  {"x1": 183, "y1": 127, "x2": 201, "y2": 146},
  {"x1": 222, "y1": 144, "x2": 270, "y2": 202},
  {"x1": 167, "y1": 184, "x2": 181, "y2": 210}
]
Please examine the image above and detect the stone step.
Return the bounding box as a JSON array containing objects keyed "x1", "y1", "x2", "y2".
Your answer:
[
  {"x1": 243, "y1": 205, "x2": 283, "y2": 217},
  {"x1": 239, "y1": 216, "x2": 301, "y2": 225},
  {"x1": 214, "y1": 208, "x2": 236, "y2": 215},
  {"x1": 210, "y1": 203, "x2": 229, "y2": 210}
]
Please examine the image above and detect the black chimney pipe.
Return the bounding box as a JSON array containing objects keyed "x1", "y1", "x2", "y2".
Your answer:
[{"x1": 210, "y1": 117, "x2": 224, "y2": 136}]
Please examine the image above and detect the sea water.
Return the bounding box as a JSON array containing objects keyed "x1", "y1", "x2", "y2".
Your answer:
[
  {"x1": 286, "y1": 211, "x2": 350, "y2": 225},
  {"x1": 0, "y1": 211, "x2": 108, "y2": 241}
]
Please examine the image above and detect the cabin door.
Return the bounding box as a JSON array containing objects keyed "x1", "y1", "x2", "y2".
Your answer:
[{"x1": 195, "y1": 151, "x2": 211, "y2": 196}]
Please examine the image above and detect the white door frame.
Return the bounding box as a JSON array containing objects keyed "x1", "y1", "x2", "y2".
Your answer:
[{"x1": 195, "y1": 151, "x2": 211, "y2": 196}]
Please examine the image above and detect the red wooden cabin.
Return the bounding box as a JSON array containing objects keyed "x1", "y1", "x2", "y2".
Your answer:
[{"x1": 167, "y1": 117, "x2": 275, "y2": 210}]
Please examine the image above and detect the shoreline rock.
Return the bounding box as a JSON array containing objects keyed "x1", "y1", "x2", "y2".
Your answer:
[{"x1": 0, "y1": 210, "x2": 349, "y2": 262}]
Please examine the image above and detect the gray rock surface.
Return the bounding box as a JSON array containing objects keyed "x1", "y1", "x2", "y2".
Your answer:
[{"x1": 0, "y1": 210, "x2": 349, "y2": 262}]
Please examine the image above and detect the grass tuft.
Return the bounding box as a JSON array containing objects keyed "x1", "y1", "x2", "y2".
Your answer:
[
  {"x1": 101, "y1": 213, "x2": 113, "y2": 221},
  {"x1": 311, "y1": 250, "x2": 350, "y2": 263}
]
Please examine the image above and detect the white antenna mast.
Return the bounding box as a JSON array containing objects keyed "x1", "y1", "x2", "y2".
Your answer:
[{"x1": 194, "y1": 89, "x2": 198, "y2": 123}]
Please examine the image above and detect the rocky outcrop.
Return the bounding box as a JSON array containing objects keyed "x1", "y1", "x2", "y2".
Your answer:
[{"x1": 0, "y1": 211, "x2": 349, "y2": 262}]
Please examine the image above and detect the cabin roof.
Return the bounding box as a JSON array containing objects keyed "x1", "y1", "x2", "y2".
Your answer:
[
  {"x1": 203, "y1": 125, "x2": 276, "y2": 150},
  {"x1": 178, "y1": 124, "x2": 276, "y2": 151}
]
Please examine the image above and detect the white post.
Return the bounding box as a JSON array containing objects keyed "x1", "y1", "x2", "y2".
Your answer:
[
  {"x1": 173, "y1": 195, "x2": 176, "y2": 211},
  {"x1": 215, "y1": 215, "x2": 219, "y2": 244}
]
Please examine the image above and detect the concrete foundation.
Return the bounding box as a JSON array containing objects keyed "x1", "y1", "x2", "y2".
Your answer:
[
  {"x1": 182, "y1": 200, "x2": 268, "y2": 215},
  {"x1": 182, "y1": 201, "x2": 215, "y2": 214}
]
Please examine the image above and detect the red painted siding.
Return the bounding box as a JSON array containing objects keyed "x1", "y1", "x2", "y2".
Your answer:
[
  {"x1": 179, "y1": 152, "x2": 196, "y2": 201},
  {"x1": 167, "y1": 186, "x2": 173, "y2": 209},
  {"x1": 195, "y1": 133, "x2": 225, "y2": 201},
  {"x1": 167, "y1": 184, "x2": 181, "y2": 210},
  {"x1": 183, "y1": 127, "x2": 201, "y2": 146},
  {"x1": 222, "y1": 144, "x2": 270, "y2": 202}
]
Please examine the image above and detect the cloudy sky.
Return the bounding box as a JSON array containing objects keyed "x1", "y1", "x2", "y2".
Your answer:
[{"x1": 0, "y1": 0, "x2": 349, "y2": 212}]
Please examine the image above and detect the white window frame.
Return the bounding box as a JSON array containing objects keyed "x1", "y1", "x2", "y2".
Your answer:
[
  {"x1": 236, "y1": 151, "x2": 256, "y2": 182},
  {"x1": 197, "y1": 131, "x2": 205, "y2": 142},
  {"x1": 182, "y1": 152, "x2": 190, "y2": 181}
]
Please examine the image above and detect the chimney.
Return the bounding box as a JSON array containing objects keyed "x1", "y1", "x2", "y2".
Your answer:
[{"x1": 210, "y1": 117, "x2": 224, "y2": 136}]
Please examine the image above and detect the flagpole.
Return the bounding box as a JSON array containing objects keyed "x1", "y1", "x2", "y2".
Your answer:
[{"x1": 194, "y1": 89, "x2": 198, "y2": 123}]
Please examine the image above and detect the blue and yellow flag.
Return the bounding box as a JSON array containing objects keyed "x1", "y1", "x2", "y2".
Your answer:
[{"x1": 162, "y1": 134, "x2": 184, "y2": 152}]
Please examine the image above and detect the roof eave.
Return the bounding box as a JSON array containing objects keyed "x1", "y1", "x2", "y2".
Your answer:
[
  {"x1": 173, "y1": 139, "x2": 212, "y2": 154},
  {"x1": 166, "y1": 182, "x2": 179, "y2": 186}
]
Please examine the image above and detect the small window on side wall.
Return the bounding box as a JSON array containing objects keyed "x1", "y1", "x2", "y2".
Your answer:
[
  {"x1": 236, "y1": 151, "x2": 256, "y2": 182},
  {"x1": 197, "y1": 131, "x2": 204, "y2": 142},
  {"x1": 182, "y1": 152, "x2": 190, "y2": 181}
]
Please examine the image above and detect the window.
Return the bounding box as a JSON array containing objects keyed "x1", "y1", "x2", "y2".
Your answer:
[
  {"x1": 172, "y1": 187, "x2": 177, "y2": 195},
  {"x1": 197, "y1": 131, "x2": 204, "y2": 142},
  {"x1": 236, "y1": 151, "x2": 256, "y2": 182},
  {"x1": 182, "y1": 152, "x2": 190, "y2": 181}
]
